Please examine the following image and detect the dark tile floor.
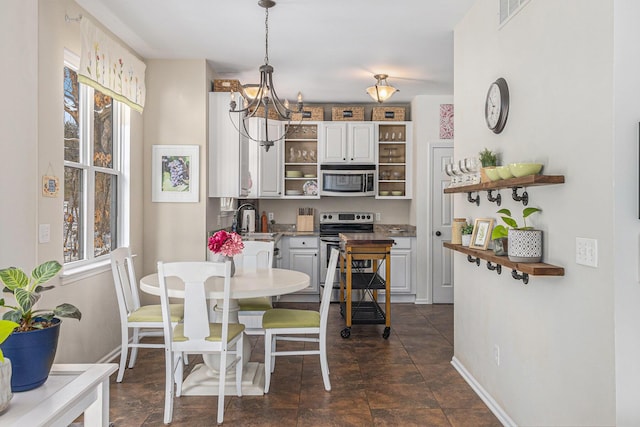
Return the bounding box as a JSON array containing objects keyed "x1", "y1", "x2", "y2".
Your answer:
[{"x1": 106, "y1": 303, "x2": 501, "y2": 426}]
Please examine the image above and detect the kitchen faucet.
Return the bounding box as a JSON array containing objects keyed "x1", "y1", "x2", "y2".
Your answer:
[{"x1": 232, "y1": 203, "x2": 256, "y2": 233}]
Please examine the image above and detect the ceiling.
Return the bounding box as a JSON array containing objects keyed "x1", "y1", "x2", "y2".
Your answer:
[{"x1": 75, "y1": 0, "x2": 476, "y2": 104}]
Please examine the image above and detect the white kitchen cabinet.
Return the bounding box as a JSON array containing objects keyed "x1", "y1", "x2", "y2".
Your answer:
[
  {"x1": 319, "y1": 122, "x2": 375, "y2": 164},
  {"x1": 208, "y1": 92, "x2": 257, "y2": 198},
  {"x1": 379, "y1": 237, "x2": 416, "y2": 301},
  {"x1": 279, "y1": 236, "x2": 319, "y2": 299},
  {"x1": 248, "y1": 118, "x2": 283, "y2": 198},
  {"x1": 376, "y1": 121, "x2": 412, "y2": 199}
]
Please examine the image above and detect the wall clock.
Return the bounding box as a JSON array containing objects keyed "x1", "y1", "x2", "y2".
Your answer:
[{"x1": 485, "y1": 77, "x2": 509, "y2": 134}]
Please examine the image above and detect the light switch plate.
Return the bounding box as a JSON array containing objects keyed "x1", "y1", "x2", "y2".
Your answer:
[
  {"x1": 576, "y1": 237, "x2": 598, "y2": 267},
  {"x1": 39, "y1": 224, "x2": 50, "y2": 243}
]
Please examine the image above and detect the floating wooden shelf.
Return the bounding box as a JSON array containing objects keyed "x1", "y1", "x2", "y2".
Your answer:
[
  {"x1": 443, "y1": 242, "x2": 564, "y2": 283},
  {"x1": 444, "y1": 174, "x2": 564, "y2": 194}
]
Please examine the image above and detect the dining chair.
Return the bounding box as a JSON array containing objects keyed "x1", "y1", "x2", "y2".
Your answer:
[
  {"x1": 157, "y1": 260, "x2": 244, "y2": 425},
  {"x1": 235, "y1": 240, "x2": 275, "y2": 335},
  {"x1": 262, "y1": 247, "x2": 339, "y2": 393},
  {"x1": 110, "y1": 247, "x2": 184, "y2": 383}
]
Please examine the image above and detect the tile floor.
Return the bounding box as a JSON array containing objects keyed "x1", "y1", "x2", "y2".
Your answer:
[{"x1": 107, "y1": 303, "x2": 501, "y2": 426}]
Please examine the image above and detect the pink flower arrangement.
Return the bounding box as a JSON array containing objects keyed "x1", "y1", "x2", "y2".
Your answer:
[{"x1": 208, "y1": 230, "x2": 244, "y2": 257}]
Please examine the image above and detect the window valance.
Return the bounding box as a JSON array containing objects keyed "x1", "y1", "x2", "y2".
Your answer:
[{"x1": 79, "y1": 18, "x2": 146, "y2": 113}]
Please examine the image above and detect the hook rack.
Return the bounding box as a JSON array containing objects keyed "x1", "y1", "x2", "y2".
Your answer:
[
  {"x1": 65, "y1": 13, "x2": 83, "y2": 23},
  {"x1": 511, "y1": 270, "x2": 529, "y2": 284},
  {"x1": 511, "y1": 187, "x2": 529, "y2": 206},
  {"x1": 467, "y1": 255, "x2": 480, "y2": 266},
  {"x1": 487, "y1": 190, "x2": 501, "y2": 206},
  {"x1": 467, "y1": 192, "x2": 480, "y2": 206},
  {"x1": 487, "y1": 261, "x2": 502, "y2": 274}
]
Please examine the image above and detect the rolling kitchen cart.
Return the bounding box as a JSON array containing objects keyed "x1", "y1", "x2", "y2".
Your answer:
[{"x1": 338, "y1": 233, "x2": 393, "y2": 339}]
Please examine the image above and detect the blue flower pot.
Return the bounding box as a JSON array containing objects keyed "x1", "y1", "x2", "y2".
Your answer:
[{"x1": 0, "y1": 318, "x2": 61, "y2": 392}]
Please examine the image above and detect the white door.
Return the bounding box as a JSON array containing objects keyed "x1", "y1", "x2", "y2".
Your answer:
[{"x1": 431, "y1": 145, "x2": 454, "y2": 303}]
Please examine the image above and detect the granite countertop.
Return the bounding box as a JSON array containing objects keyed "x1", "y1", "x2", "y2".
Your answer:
[
  {"x1": 339, "y1": 232, "x2": 395, "y2": 245},
  {"x1": 253, "y1": 223, "x2": 417, "y2": 238}
]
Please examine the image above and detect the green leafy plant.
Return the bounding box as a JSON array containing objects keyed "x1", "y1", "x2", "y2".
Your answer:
[
  {"x1": 0, "y1": 320, "x2": 19, "y2": 362},
  {"x1": 479, "y1": 148, "x2": 498, "y2": 167},
  {"x1": 0, "y1": 260, "x2": 81, "y2": 332},
  {"x1": 491, "y1": 207, "x2": 542, "y2": 240},
  {"x1": 461, "y1": 223, "x2": 474, "y2": 235}
]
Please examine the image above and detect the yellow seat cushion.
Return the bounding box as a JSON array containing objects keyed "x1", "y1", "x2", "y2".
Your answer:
[
  {"x1": 238, "y1": 297, "x2": 273, "y2": 311},
  {"x1": 128, "y1": 304, "x2": 183, "y2": 323},
  {"x1": 262, "y1": 309, "x2": 320, "y2": 329},
  {"x1": 172, "y1": 323, "x2": 245, "y2": 342}
]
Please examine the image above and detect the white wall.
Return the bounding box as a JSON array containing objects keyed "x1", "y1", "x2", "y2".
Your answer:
[
  {"x1": 454, "y1": 1, "x2": 615, "y2": 425},
  {"x1": 613, "y1": 1, "x2": 640, "y2": 425}
]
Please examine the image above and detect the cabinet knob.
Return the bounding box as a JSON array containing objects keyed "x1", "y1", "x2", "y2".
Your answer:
[{"x1": 435, "y1": 231, "x2": 442, "y2": 236}]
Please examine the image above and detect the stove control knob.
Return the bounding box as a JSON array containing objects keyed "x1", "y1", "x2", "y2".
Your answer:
[
  {"x1": 366, "y1": 215, "x2": 371, "y2": 219},
  {"x1": 328, "y1": 215, "x2": 333, "y2": 219},
  {"x1": 356, "y1": 215, "x2": 360, "y2": 219}
]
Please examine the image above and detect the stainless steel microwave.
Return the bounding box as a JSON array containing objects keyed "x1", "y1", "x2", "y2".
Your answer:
[{"x1": 319, "y1": 164, "x2": 376, "y2": 196}]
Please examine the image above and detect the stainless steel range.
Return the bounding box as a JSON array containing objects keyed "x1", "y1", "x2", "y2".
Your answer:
[{"x1": 320, "y1": 212, "x2": 374, "y2": 301}]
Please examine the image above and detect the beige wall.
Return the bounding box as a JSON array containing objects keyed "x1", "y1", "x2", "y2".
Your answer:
[{"x1": 453, "y1": 0, "x2": 615, "y2": 425}]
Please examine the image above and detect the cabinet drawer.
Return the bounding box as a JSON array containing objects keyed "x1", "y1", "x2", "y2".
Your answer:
[
  {"x1": 288, "y1": 236, "x2": 318, "y2": 249},
  {"x1": 391, "y1": 237, "x2": 412, "y2": 250}
]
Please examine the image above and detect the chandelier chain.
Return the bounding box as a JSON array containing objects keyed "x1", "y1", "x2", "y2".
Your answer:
[{"x1": 264, "y1": 8, "x2": 269, "y2": 65}]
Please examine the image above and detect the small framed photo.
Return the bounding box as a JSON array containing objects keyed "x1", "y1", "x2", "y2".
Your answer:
[
  {"x1": 152, "y1": 145, "x2": 199, "y2": 203},
  {"x1": 470, "y1": 218, "x2": 494, "y2": 250}
]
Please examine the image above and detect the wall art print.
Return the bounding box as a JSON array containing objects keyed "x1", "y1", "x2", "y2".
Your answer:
[
  {"x1": 151, "y1": 145, "x2": 199, "y2": 203},
  {"x1": 439, "y1": 104, "x2": 454, "y2": 139}
]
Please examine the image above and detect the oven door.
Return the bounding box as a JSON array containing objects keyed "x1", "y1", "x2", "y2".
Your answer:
[{"x1": 319, "y1": 165, "x2": 376, "y2": 196}]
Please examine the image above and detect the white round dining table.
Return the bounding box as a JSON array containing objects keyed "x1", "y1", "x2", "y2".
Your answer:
[{"x1": 138, "y1": 267, "x2": 310, "y2": 396}]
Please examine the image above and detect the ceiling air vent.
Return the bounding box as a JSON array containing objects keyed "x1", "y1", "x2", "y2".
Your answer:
[{"x1": 499, "y1": 0, "x2": 531, "y2": 26}]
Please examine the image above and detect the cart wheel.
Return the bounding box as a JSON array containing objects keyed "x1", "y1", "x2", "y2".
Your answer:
[
  {"x1": 382, "y1": 327, "x2": 390, "y2": 339},
  {"x1": 340, "y1": 327, "x2": 351, "y2": 339}
]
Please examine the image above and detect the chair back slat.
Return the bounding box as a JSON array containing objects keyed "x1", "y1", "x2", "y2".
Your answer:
[
  {"x1": 111, "y1": 247, "x2": 141, "y2": 317},
  {"x1": 319, "y1": 248, "x2": 340, "y2": 330},
  {"x1": 235, "y1": 241, "x2": 274, "y2": 270}
]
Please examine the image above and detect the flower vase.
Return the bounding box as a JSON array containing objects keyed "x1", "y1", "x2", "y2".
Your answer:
[{"x1": 219, "y1": 255, "x2": 236, "y2": 277}]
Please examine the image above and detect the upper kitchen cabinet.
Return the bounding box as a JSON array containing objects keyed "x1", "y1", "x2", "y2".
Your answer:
[
  {"x1": 249, "y1": 118, "x2": 283, "y2": 198},
  {"x1": 319, "y1": 122, "x2": 375, "y2": 164},
  {"x1": 376, "y1": 122, "x2": 412, "y2": 199},
  {"x1": 208, "y1": 92, "x2": 257, "y2": 198},
  {"x1": 283, "y1": 123, "x2": 320, "y2": 198}
]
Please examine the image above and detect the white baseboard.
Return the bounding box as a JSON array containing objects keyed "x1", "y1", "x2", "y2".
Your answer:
[
  {"x1": 414, "y1": 298, "x2": 430, "y2": 304},
  {"x1": 450, "y1": 356, "x2": 517, "y2": 427}
]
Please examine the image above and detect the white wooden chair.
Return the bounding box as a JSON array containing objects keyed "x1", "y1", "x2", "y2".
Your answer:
[
  {"x1": 262, "y1": 247, "x2": 339, "y2": 393},
  {"x1": 110, "y1": 247, "x2": 184, "y2": 383},
  {"x1": 235, "y1": 241, "x2": 275, "y2": 335},
  {"x1": 157, "y1": 260, "x2": 244, "y2": 425}
]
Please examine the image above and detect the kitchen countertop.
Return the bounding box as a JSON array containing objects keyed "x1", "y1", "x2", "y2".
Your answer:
[{"x1": 339, "y1": 232, "x2": 395, "y2": 245}]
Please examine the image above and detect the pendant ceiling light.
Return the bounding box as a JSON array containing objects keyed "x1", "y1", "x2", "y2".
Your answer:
[
  {"x1": 366, "y1": 74, "x2": 398, "y2": 103},
  {"x1": 229, "y1": 0, "x2": 303, "y2": 151}
]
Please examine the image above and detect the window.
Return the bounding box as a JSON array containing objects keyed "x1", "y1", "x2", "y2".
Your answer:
[
  {"x1": 63, "y1": 52, "x2": 130, "y2": 266},
  {"x1": 499, "y1": 0, "x2": 530, "y2": 25}
]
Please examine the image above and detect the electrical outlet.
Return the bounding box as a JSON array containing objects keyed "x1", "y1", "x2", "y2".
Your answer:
[
  {"x1": 576, "y1": 237, "x2": 598, "y2": 267},
  {"x1": 268, "y1": 212, "x2": 274, "y2": 222},
  {"x1": 493, "y1": 344, "x2": 500, "y2": 366},
  {"x1": 375, "y1": 213, "x2": 381, "y2": 221}
]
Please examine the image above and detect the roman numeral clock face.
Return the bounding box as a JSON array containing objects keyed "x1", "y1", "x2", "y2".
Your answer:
[{"x1": 485, "y1": 78, "x2": 509, "y2": 134}]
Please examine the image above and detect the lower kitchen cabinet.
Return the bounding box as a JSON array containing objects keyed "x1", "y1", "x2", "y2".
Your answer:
[
  {"x1": 279, "y1": 236, "x2": 319, "y2": 301},
  {"x1": 378, "y1": 237, "x2": 416, "y2": 301}
]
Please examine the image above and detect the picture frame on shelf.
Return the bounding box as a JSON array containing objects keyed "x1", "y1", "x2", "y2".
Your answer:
[
  {"x1": 152, "y1": 145, "x2": 199, "y2": 203},
  {"x1": 469, "y1": 218, "x2": 494, "y2": 250}
]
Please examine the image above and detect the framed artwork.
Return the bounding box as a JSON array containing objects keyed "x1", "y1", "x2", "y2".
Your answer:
[
  {"x1": 152, "y1": 145, "x2": 199, "y2": 203},
  {"x1": 439, "y1": 104, "x2": 454, "y2": 139},
  {"x1": 470, "y1": 218, "x2": 494, "y2": 250}
]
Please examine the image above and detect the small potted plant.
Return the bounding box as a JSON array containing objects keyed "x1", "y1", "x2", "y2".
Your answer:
[
  {"x1": 0, "y1": 320, "x2": 19, "y2": 412},
  {"x1": 0, "y1": 260, "x2": 82, "y2": 391},
  {"x1": 461, "y1": 223, "x2": 474, "y2": 246},
  {"x1": 491, "y1": 207, "x2": 542, "y2": 262},
  {"x1": 479, "y1": 148, "x2": 498, "y2": 183}
]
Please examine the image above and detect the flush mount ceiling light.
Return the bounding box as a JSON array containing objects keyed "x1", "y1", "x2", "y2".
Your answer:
[
  {"x1": 229, "y1": 0, "x2": 303, "y2": 151},
  {"x1": 366, "y1": 74, "x2": 398, "y2": 103}
]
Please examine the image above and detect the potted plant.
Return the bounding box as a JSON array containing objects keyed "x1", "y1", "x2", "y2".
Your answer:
[
  {"x1": 491, "y1": 207, "x2": 542, "y2": 262},
  {"x1": 208, "y1": 230, "x2": 244, "y2": 276},
  {"x1": 479, "y1": 148, "x2": 498, "y2": 182},
  {"x1": 0, "y1": 320, "x2": 19, "y2": 412},
  {"x1": 461, "y1": 223, "x2": 474, "y2": 246},
  {"x1": 0, "y1": 260, "x2": 82, "y2": 392}
]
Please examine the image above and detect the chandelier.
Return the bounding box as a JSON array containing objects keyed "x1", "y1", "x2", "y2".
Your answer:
[
  {"x1": 229, "y1": 0, "x2": 303, "y2": 151},
  {"x1": 366, "y1": 74, "x2": 398, "y2": 103}
]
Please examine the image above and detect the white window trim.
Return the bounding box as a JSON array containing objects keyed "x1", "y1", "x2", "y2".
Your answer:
[{"x1": 61, "y1": 49, "x2": 130, "y2": 281}]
